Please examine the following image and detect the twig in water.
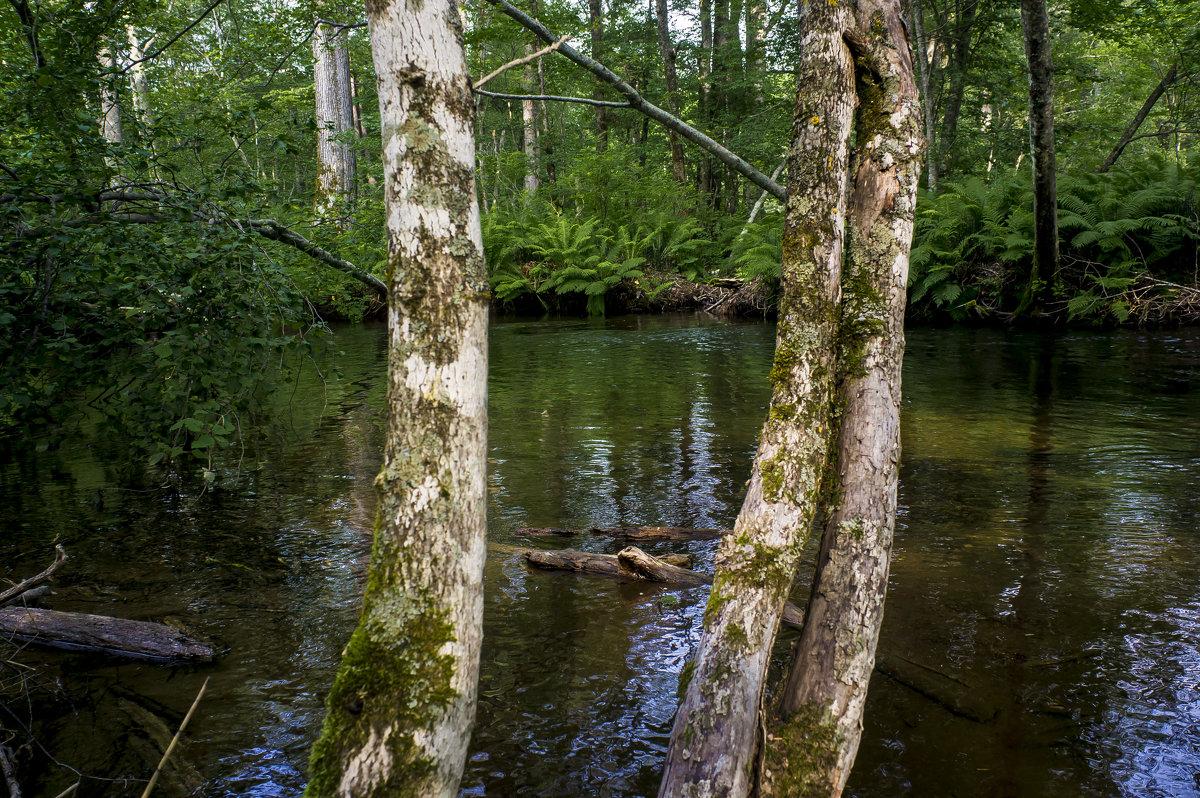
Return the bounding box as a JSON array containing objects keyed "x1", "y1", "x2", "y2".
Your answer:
[
  {"x1": 139, "y1": 677, "x2": 209, "y2": 798},
  {"x1": 0, "y1": 545, "x2": 68, "y2": 607}
]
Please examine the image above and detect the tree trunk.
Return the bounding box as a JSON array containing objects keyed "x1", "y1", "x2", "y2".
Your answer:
[
  {"x1": 698, "y1": 0, "x2": 713, "y2": 196},
  {"x1": 1099, "y1": 62, "x2": 1179, "y2": 173},
  {"x1": 313, "y1": 17, "x2": 357, "y2": 213},
  {"x1": 658, "y1": 0, "x2": 856, "y2": 792},
  {"x1": 304, "y1": 0, "x2": 488, "y2": 793},
  {"x1": 655, "y1": 0, "x2": 687, "y2": 183},
  {"x1": 589, "y1": 0, "x2": 608, "y2": 150},
  {"x1": 522, "y1": 43, "x2": 540, "y2": 194},
  {"x1": 1018, "y1": 0, "x2": 1058, "y2": 314},
  {"x1": 125, "y1": 27, "x2": 154, "y2": 137},
  {"x1": 745, "y1": 0, "x2": 765, "y2": 108},
  {"x1": 765, "y1": 0, "x2": 922, "y2": 791}
]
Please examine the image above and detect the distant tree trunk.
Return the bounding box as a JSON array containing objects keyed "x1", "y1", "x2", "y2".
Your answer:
[
  {"x1": 655, "y1": 0, "x2": 687, "y2": 183},
  {"x1": 936, "y1": 0, "x2": 978, "y2": 179},
  {"x1": 304, "y1": 0, "x2": 488, "y2": 794},
  {"x1": 658, "y1": 0, "x2": 856, "y2": 791},
  {"x1": 908, "y1": 1, "x2": 938, "y2": 190},
  {"x1": 1099, "y1": 63, "x2": 1179, "y2": 173},
  {"x1": 125, "y1": 27, "x2": 154, "y2": 137},
  {"x1": 98, "y1": 46, "x2": 124, "y2": 148},
  {"x1": 766, "y1": 0, "x2": 921, "y2": 791},
  {"x1": 522, "y1": 43, "x2": 540, "y2": 194},
  {"x1": 1018, "y1": 0, "x2": 1058, "y2": 314},
  {"x1": 697, "y1": 0, "x2": 713, "y2": 196},
  {"x1": 313, "y1": 17, "x2": 357, "y2": 214},
  {"x1": 745, "y1": 0, "x2": 766, "y2": 108},
  {"x1": 589, "y1": 0, "x2": 608, "y2": 150}
]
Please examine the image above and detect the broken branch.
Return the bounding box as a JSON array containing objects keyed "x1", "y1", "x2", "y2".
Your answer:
[
  {"x1": 473, "y1": 35, "x2": 570, "y2": 90},
  {"x1": 0, "y1": 545, "x2": 67, "y2": 607}
]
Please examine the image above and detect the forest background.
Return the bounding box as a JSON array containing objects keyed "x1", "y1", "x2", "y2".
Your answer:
[{"x1": 1, "y1": 0, "x2": 1198, "y2": 467}]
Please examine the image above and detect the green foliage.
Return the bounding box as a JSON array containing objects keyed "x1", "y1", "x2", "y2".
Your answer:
[
  {"x1": 909, "y1": 156, "x2": 1200, "y2": 323},
  {"x1": 731, "y1": 213, "x2": 784, "y2": 286}
]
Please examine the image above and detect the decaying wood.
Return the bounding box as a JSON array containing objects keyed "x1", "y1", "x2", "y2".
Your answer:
[
  {"x1": 0, "y1": 608, "x2": 213, "y2": 662},
  {"x1": 0, "y1": 545, "x2": 68, "y2": 607},
  {"x1": 515, "y1": 526, "x2": 728, "y2": 541},
  {"x1": 523, "y1": 547, "x2": 804, "y2": 627}
]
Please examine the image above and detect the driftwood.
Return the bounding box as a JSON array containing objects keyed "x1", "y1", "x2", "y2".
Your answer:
[
  {"x1": 0, "y1": 729, "x2": 19, "y2": 798},
  {"x1": 0, "y1": 545, "x2": 68, "y2": 607},
  {"x1": 523, "y1": 547, "x2": 804, "y2": 627},
  {"x1": 0, "y1": 607, "x2": 213, "y2": 663},
  {"x1": 515, "y1": 526, "x2": 729, "y2": 542}
]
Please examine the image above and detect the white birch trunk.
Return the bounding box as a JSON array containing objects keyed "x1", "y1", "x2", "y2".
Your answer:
[
  {"x1": 313, "y1": 18, "x2": 357, "y2": 211},
  {"x1": 658, "y1": 1, "x2": 856, "y2": 794},
  {"x1": 522, "y1": 43, "x2": 539, "y2": 195},
  {"x1": 304, "y1": 0, "x2": 488, "y2": 795}
]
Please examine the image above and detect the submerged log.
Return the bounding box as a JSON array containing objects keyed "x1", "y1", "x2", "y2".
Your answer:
[
  {"x1": 523, "y1": 547, "x2": 804, "y2": 626},
  {"x1": 873, "y1": 652, "x2": 998, "y2": 723},
  {"x1": 514, "y1": 526, "x2": 729, "y2": 542},
  {"x1": 0, "y1": 607, "x2": 213, "y2": 663}
]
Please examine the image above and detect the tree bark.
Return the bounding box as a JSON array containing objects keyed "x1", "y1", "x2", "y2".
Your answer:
[
  {"x1": 1099, "y1": 62, "x2": 1179, "y2": 173},
  {"x1": 312, "y1": 16, "x2": 357, "y2": 212},
  {"x1": 304, "y1": 0, "x2": 488, "y2": 794},
  {"x1": 658, "y1": 0, "x2": 856, "y2": 792},
  {"x1": 1018, "y1": 0, "x2": 1058, "y2": 313},
  {"x1": 655, "y1": 0, "x2": 688, "y2": 183},
  {"x1": 766, "y1": 0, "x2": 922, "y2": 791},
  {"x1": 909, "y1": 0, "x2": 938, "y2": 191}
]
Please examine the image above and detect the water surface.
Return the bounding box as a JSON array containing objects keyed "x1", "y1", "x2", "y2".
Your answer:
[{"x1": 2, "y1": 315, "x2": 1198, "y2": 797}]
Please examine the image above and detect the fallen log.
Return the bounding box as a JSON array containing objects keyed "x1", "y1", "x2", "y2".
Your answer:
[
  {"x1": 872, "y1": 652, "x2": 998, "y2": 723},
  {"x1": 523, "y1": 547, "x2": 803, "y2": 627},
  {"x1": 515, "y1": 526, "x2": 729, "y2": 542},
  {"x1": 0, "y1": 607, "x2": 213, "y2": 663},
  {"x1": 1, "y1": 544, "x2": 68, "y2": 607}
]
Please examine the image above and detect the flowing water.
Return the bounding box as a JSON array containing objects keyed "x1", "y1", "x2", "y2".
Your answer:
[{"x1": 2, "y1": 315, "x2": 1199, "y2": 797}]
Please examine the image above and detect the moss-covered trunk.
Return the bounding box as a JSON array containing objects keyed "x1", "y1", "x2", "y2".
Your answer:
[
  {"x1": 304, "y1": 0, "x2": 488, "y2": 794},
  {"x1": 657, "y1": 0, "x2": 856, "y2": 793},
  {"x1": 763, "y1": 0, "x2": 922, "y2": 793}
]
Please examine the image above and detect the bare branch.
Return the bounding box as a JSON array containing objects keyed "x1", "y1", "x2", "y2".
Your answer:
[
  {"x1": 120, "y1": 0, "x2": 225, "y2": 73},
  {"x1": 474, "y1": 89, "x2": 630, "y2": 107},
  {"x1": 472, "y1": 35, "x2": 569, "y2": 90},
  {"x1": 485, "y1": 0, "x2": 785, "y2": 201}
]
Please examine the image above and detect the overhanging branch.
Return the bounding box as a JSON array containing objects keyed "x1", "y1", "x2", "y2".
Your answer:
[{"x1": 485, "y1": 0, "x2": 785, "y2": 201}]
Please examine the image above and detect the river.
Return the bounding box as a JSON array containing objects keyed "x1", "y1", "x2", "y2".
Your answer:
[{"x1": 1, "y1": 315, "x2": 1198, "y2": 797}]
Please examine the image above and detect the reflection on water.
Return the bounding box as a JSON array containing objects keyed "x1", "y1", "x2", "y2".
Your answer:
[{"x1": 2, "y1": 317, "x2": 1199, "y2": 797}]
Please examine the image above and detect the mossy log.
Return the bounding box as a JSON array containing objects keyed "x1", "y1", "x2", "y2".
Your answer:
[
  {"x1": 523, "y1": 547, "x2": 804, "y2": 627},
  {"x1": 0, "y1": 607, "x2": 213, "y2": 663},
  {"x1": 515, "y1": 526, "x2": 728, "y2": 541}
]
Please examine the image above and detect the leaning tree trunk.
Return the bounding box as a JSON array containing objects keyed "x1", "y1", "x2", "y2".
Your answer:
[
  {"x1": 304, "y1": 0, "x2": 488, "y2": 794},
  {"x1": 313, "y1": 16, "x2": 357, "y2": 213},
  {"x1": 764, "y1": 0, "x2": 922, "y2": 793},
  {"x1": 658, "y1": 0, "x2": 856, "y2": 793},
  {"x1": 1018, "y1": 0, "x2": 1058, "y2": 315},
  {"x1": 1099, "y1": 62, "x2": 1179, "y2": 173}
]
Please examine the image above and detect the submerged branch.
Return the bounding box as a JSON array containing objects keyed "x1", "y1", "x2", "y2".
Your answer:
[{"x1": 0, "y1": 545, "x2": 68, "y2": 607}]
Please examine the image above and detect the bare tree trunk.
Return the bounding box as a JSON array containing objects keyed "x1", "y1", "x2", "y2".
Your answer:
[
  {"x1": 589, "y1": 0, "x2": 608, "y2": 150},
  {"x1": 522, "y1": 43, "x2": 540, "y2": 194},
  {"x1": 658, "y1": 0, "x2": 857, "y2": 792},
  {"x1": 304, "y1": 0, "x2": 488, "y2": 793},
  {"x1": 313, "y1": 17, "x2": 357, "y2": 213},
  {"x1": 1099, "y1": 62, "x2": 1179, "y2": 173},
  {"x1": 1018, "y1": 0, "x2": 1058, "y2": 314},
  {"x1": 655, "y1": 0, "x2": 687, "y2": 183},
  {"x1": 909, "y1": 0, "x2": 938, "y2": 191},
  {"x1": 765, "y1": 0, "x2": 922, "y2": 792}
]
